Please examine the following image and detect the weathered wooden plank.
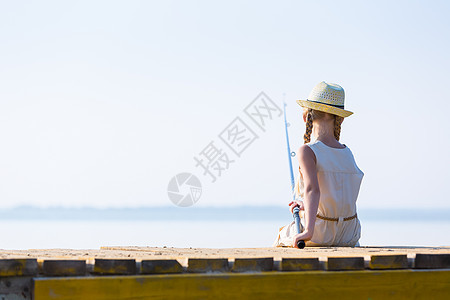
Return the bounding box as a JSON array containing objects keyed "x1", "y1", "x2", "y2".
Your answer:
[
  {"x1": 232, "y1": 258, "x2": 273, "y2": 272},
  {"x1": 0, "y1": 259, "x2": 38, "y2": 277},
  {"x1": 43, "y1": 260, "x2": 86, "y2": 276},
  {"x1": 281, "y1": 258, "x2": 320, "y2": 271},
  {"x1": 369, "y1": 255, "x2": 408, "y2": 270},
  {"x1": 33, "y1": 270, "x2": 450, "y2": 300},
  {"x1": 187, "y1": 258, "x2": 229, "y2": 273},
  {"x1": 141, "y1": 260, "x2": 183, "y2": 274},
  {"x1": 415, "y1": 254, "x2": 450, "y2": 269},
  {"x1": 93, "y1": 259, "x2": 136, "y2": 275},
  {"x1": 0, "y1": 277, "x2": 32, "y2": 299},
  {"x1": 327, "y1": 257, "x2": 364, "y2": 271}
]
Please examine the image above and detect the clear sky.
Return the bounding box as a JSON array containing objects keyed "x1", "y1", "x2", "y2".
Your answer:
[{"x1": 0, "y1": 1, "x2": 449, "y2": 209}]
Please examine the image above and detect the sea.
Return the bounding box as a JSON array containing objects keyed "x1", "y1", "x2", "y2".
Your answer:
[{"x1": 1, "y1": 206, "x2": 449, "y2": 249}]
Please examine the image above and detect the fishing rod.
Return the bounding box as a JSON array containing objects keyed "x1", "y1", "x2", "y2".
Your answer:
[{"x1": 283, "y1": 101, "x2": 305, "y2": 249}]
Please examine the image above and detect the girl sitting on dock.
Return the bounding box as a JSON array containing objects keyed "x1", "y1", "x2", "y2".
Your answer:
[{"x1": 273, "y1": 81, "x2": 364, "y2": 248}]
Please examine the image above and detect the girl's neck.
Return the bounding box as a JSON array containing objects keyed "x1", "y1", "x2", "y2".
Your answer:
[{"x1": 312, "y1": 120, "x2": 341, "y2": 147}]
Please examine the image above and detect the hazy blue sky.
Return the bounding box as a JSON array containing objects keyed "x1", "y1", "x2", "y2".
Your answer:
[{"x1": 0, "y1": 1, "x2": 449, "y2": 209}]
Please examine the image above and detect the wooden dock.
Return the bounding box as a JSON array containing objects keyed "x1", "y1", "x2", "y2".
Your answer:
[{"x1": 1, "y1": 246, "x2": 449, "y2": 299}]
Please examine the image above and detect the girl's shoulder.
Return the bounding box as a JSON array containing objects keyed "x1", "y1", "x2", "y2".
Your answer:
[
  {"x1": 313, "y1": 140, "x2": 347, "y2": 150},
  {"x1": 316, "y1": 142, "x2": 362, "y2": 174},
  {"x1": 297, "y1": 144, "x2": 317, "y2": 163}
]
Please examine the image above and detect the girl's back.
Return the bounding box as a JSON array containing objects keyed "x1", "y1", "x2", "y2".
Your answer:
[{"x1": 300, "y1": 140, "x2": 363, "y2": 246}]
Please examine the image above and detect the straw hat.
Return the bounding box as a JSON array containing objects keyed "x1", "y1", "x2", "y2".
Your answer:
[{"x1": 296, "y1": 81, "x2": 353, "y2": 118}]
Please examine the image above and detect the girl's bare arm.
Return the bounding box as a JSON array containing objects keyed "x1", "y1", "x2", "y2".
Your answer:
[{"x1": 293, "y1": 145, "x2": 320, "y2": 247}]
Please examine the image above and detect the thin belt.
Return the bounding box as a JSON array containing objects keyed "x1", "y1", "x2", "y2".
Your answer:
[{"x1": 316, "y1": 213, "x2": 357, "y2": 222}]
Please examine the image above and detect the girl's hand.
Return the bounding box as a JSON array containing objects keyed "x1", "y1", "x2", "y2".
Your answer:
[
  {"x1": 293, "y1": 231, "x2": 313, "y2": 248},
  {"x1": 288, "y1": 200, "x2": 304, "y2": 214}
]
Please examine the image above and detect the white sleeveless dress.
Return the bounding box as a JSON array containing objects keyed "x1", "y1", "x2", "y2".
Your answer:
[{"x1": 273, "y1": 140, "x2": 364, "y2": 247}]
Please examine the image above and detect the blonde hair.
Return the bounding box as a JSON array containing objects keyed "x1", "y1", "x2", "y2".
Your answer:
[{"x1": 303, "y1": 108, "x2": 344, "y2": 144}]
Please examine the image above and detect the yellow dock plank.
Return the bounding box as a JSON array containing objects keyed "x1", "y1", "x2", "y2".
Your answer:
[
  {"x1": 34, "y1": 269, "x2": 450, "y2": 300},
  {"x1": 0, "y1": 259, "x2": 38, "y2": 277},
  {"x1": 281, "y1": 257, "x2": 320, "y2": 271}
]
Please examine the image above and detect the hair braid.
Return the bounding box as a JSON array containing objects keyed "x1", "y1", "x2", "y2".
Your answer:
[
  {"x1": 303, "y1": 111, "x2": 313, "y2": 144},
  {"x1": 334, "y1": 116, "x2": 344, "y2": 141}
]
